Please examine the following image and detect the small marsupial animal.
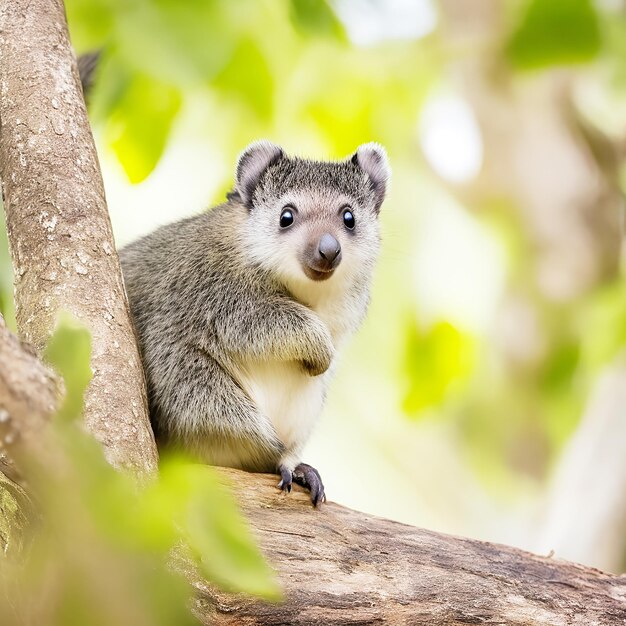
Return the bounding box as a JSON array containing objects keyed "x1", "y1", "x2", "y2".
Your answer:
[{"x1": 120, "y1": 141, "x2": 390, "y2": 505}]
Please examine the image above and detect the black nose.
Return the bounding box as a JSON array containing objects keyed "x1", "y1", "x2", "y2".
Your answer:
[{"x1": 318, "y1": 233, "x2": 341, "y2": 264}]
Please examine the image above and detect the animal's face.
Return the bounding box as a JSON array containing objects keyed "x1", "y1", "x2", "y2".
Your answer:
[{"x1": 236, "y1": 142, "x2": 390, "y2": 295}]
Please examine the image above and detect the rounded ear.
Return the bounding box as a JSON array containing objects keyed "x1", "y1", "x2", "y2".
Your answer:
[
  {"x1": 235, "y1": 140, "x2": 284, "y2": 207},
  {"x1": 352, "y1": 142, "x2": 390, "y2": 212}
]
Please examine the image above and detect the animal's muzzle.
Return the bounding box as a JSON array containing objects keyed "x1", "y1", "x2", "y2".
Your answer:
[{"x1": 316, "y1": 233, "x2": 341, "y2": 270}]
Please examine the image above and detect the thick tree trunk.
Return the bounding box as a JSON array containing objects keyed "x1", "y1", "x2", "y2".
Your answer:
[
  {"x1": 0, "y1": 0, "x2": 158, "y2": 474},
  {"x1": 192, "y1": 468, "x2": 626, "y2": 626}
]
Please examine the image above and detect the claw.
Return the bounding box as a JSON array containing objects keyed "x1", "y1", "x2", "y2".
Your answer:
[
  {"x1": 292, "y1": 463, "x2": 326, "y2": 507},
  {"x1": 277, "y1": 464, "x2": 292, "y2": 493}
]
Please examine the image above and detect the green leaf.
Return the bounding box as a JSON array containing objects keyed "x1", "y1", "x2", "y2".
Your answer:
[
  {"x1": 578, "y1": 282, "x2": 626, "y2": 369},
  {"x1": 43, "y1": 313, "x2": 92, "y2": 423},
  {"x1": 539, "y1": 339, "x2": 580, "y2": 393},
  {"x1": 87, "y1": 53, "x2": 133, "y2": 124},
  {"x1": 113, "y1": 0, "x2": 235, "y2": 86},
  {"x1": 107, "y1": 75, "x2": 181, "y2": 183},
  {"x1": 507, "y1": 0, "x2": 601, "y2": 69},
  {"x1": 66, "y1": 447, "x2": 281, "y2": 599},
  {"x1": 402, "y1": 320, "x2": 475, "y2": 415},
  {"x1": 64, "y1": 0, "x2": 117, "y2": 52},
  {"x1": 213, "y1": 38, "x2": 274, "y2": 121},
  {"x1": 153, "y1": 460, "x2": 282, "y2": 599},
  {"x1": 289, "y1": 0, "x2": 346, "y2": 40},
  {"x1": 603, "y1": 15, "x2": 626, "y2": 88}
]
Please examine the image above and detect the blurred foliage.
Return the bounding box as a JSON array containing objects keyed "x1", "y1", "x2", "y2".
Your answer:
[
  {"x1": 108, "y1": 75, "x2": 182, "y2": 183},
  {"x1": 0, "y1": 316, "x2": 279, "y2": 625},
  {"x1": 64, "y1": 0, "x2": 427, "y2": 182},
  {"x1": 288, "y1": 0, "x2": 346, "y2": 40},
  {"x1": 43, "y1": 314, "x2": 93, "y2": 422},
  {"x1": 403, "y1": 320, "x2": 475, "y2": 415},
  {"x1": 605, "y1": 14, "x2": 626, "y2": 88},
  {"x1": 506, "y1": 0, "x2": 601, "y2": 69}
]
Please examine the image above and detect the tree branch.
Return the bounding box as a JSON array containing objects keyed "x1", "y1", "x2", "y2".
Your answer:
[
  {"x1": 0, "y1": 0, "x2": 158, "y2": 474},
  {"x1": 0, "y1": 314, "x2": 58, "y2": 462},
  {"x1": 190, "y1": 468, "x2": 626, "y2": 626},
  {"x1": 0, "y1": 315, "x2": 48, "y2": 553}
]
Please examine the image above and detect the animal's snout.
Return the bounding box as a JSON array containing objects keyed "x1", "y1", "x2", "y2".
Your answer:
[
  {"x1": 318, "y1": 233, "x2": 341, "y2": 267},
  {"x1": 302, "y1": 233, "x2": 342, "y2": 281}
]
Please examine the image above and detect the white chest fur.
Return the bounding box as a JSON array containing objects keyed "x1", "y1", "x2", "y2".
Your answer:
[
  {"x1": 236, "y1": 359, "x2": 328, "y2": 450},
  {"x1": 235, "y1": 277, "x2": 366, "y2": 454}
]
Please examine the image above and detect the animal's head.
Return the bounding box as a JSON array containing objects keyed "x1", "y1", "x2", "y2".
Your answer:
[{"x1": 232, "y1": 140, "x2": 390, "y2": 294}]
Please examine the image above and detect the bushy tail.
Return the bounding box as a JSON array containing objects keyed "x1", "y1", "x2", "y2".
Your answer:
[{"x1": 77, "y1": 50, "x2": 101, "y2": 101}]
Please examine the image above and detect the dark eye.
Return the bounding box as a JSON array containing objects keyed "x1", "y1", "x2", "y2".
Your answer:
[
  {"x1": 280, "y1": 207, "x2": 294, "y2": 228},
  {"x1": 342, "y1": 208, "x2": 355, "y2": 230}
]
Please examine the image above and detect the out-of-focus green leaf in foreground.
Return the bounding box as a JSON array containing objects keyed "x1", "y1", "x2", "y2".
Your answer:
[
  {"x1": 43, "y1": 313, "x2": 92, "y2": 422},
  {"x1": 506, "y1": 0, "x2": 601, "y2": 69},
  {"x1": 0, "y1": 315, "x2": 280, "y2": 626}
]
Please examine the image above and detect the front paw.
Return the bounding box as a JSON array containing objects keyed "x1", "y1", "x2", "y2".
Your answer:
[
  {"x1": 297, "y1": 317, "x2": 334, "y2": 377},
  {"x1": 292, "y1": 463, "x2": 326, "y2": 507},
  {"x1": 277, "y1": 464, "x2": 292, "y2": 493},
  {"x1": 276, "y1": 463, "x2": 326, "y2": 507},
  {"x1": 301, "y1": 357, "x2": 331, "y2": 377}
]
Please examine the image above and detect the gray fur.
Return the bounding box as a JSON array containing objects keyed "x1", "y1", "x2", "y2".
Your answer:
[
  {"x1": 120, "y1": 142, "x2": 390, "y2": 475},
  {"x1": 77, "y1": 50, "x2": 101, "y2": 101},
  {"x1": 235, "y1": 140, "x2": 285, "y2": 207}
]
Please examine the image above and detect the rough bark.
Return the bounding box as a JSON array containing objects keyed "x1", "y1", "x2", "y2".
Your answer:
[
  {"x1": 0, "y1": 0, "x2": 158, "y2": 474},
  {"x1": 0, "y1": 467, "x2": 29, "y2": 555},
  {"x1": 0, "y1": 314, "x2": 59, "y2": 461},
  {"x1": 0, "y1": 315, "x2": 47, "y2": 554},
  {"x1": 191, "y1": 468, "x2": 626, "y2": 626}
]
